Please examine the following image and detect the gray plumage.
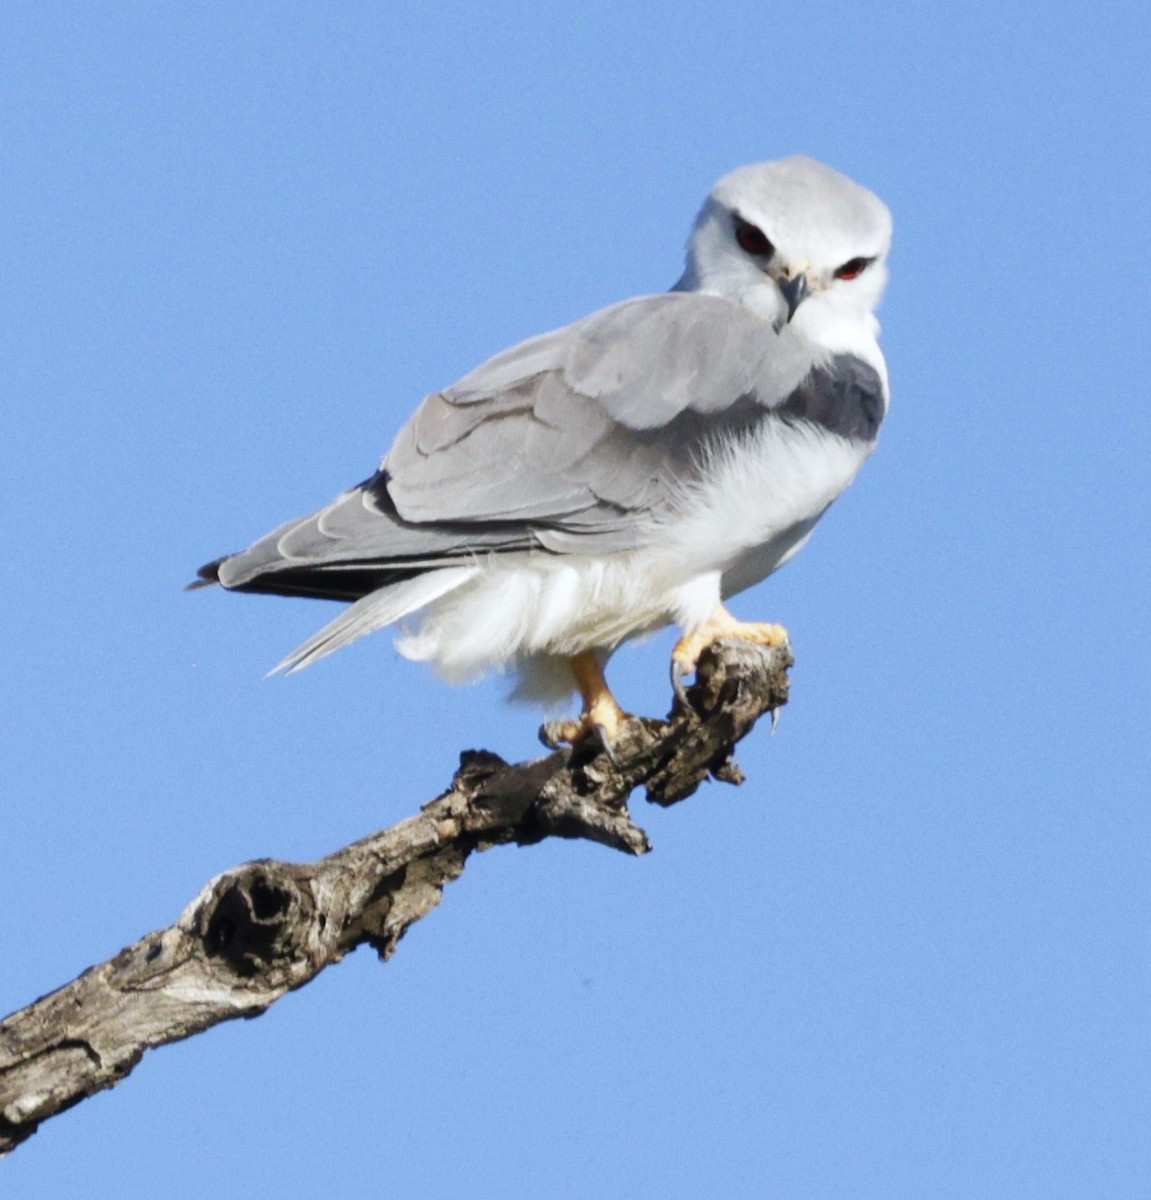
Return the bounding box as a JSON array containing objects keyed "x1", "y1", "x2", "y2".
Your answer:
[{"x1": 205, "y1": 299, "x2": 879, "y2": 594}]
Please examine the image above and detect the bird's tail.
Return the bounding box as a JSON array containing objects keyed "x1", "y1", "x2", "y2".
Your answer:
[{"x1": 269, "y1": 566, "x2": 479, "y2": 675}]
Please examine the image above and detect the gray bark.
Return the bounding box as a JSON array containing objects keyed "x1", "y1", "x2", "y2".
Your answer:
[{"x1": 0, "y1": 639, "x2": 791, "y2": 1156}]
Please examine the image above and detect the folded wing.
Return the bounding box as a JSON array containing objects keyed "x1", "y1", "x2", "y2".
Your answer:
[{"x1": 201, "y1": 293, "x2": 819, "y2": 601}]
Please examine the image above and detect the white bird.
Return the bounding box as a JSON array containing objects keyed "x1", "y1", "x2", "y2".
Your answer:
[{"x1": 193, "y1": 156, "x2": 892, "y2": 745}]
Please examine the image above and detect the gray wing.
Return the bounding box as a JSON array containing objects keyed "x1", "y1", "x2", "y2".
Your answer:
[
  {"x1": 382, "y1": 292, "x2": 814, "y2": 533},
  {"x1": 202, "y1": 293, "x2": 877, "y2": 599}
]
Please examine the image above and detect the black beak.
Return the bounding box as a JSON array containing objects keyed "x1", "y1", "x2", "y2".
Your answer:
[{"x1": 777, "y1": 272, "x2": 810, "y2": 323}]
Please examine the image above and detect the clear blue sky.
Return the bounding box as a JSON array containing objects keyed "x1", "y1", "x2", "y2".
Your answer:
[{"x1": 4, "y1": 3, "x2": 1149, "y2": 1196}]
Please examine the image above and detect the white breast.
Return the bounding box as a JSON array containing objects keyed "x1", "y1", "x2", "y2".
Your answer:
[{"x1": 655, "y1": 418, "x2": 874, "y2": 582}]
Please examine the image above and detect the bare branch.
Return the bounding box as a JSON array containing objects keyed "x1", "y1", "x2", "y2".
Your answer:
[{"x1": 0, "y1": 639, "x2": 791, "y2": 1156}]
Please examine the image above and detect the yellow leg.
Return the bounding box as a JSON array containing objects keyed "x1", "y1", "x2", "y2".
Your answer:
[
  {"x1": 543, "y1": 650, "x2": 628, "y2": 747},
  {"x1": 672, "y1": 604, "x2": 790, "y2": 681}
]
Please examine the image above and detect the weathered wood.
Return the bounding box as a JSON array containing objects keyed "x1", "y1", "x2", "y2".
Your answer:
[{"x1": 0, "y1": 638, "x2": 791, "y2": 1156}]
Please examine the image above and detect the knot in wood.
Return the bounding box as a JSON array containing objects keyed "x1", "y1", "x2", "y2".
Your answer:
[{"x1": 199, "y1": 864, "x2": 308, "y2": 977}]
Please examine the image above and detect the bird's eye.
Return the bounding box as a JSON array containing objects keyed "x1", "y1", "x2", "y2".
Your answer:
[
  {"x1": 834, "y1": 256, "x2": 874, "y2": 281},
  {"x1": 734, "y1": 216, "x2": 774, "y2": 258}
]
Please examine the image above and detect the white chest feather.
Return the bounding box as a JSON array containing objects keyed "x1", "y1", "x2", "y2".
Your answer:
[{"x1": 656, "y1": 420, "x2": 872, "y2": 580}]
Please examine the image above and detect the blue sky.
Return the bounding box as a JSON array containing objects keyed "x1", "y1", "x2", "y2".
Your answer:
[{"x1": 3, "y1": 3, "x2": 1149, "y2": 1196}]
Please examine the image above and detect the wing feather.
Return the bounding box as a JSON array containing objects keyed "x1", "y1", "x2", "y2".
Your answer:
[
  {"x1": 206, "y1": 292, "x2": 835, "y2": 600},
  {"x1": 384, "y1": 292, "x2": 809, "y2": 525}
]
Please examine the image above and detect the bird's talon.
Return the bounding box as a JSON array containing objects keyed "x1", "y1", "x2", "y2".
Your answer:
[
  {"x1": 593, "y1": 723, "x2": 620, "y2": 766},
  {"x1": 672, "y1": 607, "x2": 791, "y2": 706},
  {"x1": 538, "y1": 720, "x2": 566, "y2": 750},
  {"x1": 539, "y1": 707, "x2": 627, "y2": 760}
]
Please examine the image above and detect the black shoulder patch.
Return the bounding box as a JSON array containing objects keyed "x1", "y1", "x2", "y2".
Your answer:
[
  {"x1": 777, "y1": 355, "x2": 885, "y2": 442},
  {"x1": 361, "y1": 469, "x2": 394, "y2": 513}
]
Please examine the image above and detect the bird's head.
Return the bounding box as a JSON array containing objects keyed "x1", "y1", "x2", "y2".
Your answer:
[{"x1": 678, "y1": 157, "x2": 892, "y2": 334}]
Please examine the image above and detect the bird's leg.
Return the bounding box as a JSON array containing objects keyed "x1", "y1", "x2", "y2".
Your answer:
[
  {"x1": 671, "y1": 604, "x2": 790, "y2": 702},
  {"x1": 540, "y1": 650, "x2": 628, "y2": 754}
]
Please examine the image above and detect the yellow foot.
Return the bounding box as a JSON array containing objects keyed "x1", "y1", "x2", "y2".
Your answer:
[
  {"x1": 539, "y1": 651, "x2": 630, "y2": 758},
  {"x1": 671, "y1": 605, "x2": 790, "y2": 700}
]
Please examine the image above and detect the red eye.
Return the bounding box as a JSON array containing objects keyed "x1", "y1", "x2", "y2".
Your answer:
[
  {"x1": 835, "y1": 256, "x2": 874, "y2": 281},
  {"x1": 734, "y1": 216, "x2": 774, "y2": 258}
]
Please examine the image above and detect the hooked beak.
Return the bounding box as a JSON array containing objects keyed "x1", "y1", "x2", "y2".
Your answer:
[{"x1": 776, "y1": 271, "x2": 811, "y2": 323}]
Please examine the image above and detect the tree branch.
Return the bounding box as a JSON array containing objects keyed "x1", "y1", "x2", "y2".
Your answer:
[{"x1": 0, "y1": 639, "x2": 791, "y2": 1156}]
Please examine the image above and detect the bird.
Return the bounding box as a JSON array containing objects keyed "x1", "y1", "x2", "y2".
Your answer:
[{"x1": 192, "y1": 156, "x2": 892, "y2": 747}]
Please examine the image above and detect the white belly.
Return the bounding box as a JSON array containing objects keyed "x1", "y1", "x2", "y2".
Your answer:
[{"x1": 396, "y1": 422, "x2": 871, "y2": 697}]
